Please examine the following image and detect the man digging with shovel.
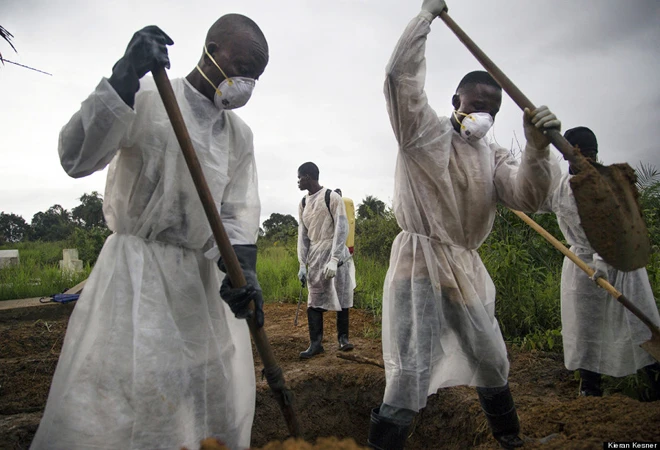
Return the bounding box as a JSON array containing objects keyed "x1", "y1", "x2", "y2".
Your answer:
[
  {"x1": 539, "y1": 126, "x2": 660, "y2": 400},
  {"x1": 369, "y1": 1, "x2": 561, "y2": 449},
  {"x1": 32, "y1": 14, "x2": 269, "y2": 450}
]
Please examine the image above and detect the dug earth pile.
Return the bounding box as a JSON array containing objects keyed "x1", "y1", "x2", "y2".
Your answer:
[{"x1": 1, "y1": 302, "x2": 658, "y2": 449}]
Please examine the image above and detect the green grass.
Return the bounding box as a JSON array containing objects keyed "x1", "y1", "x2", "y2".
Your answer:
[
  {"x1": 0, "y1": 241, "x2": 92, "y2": 300},
  {"x1": 256, "y1": 243, "x2": 390, "y2": 314},
  {"x1": 352, "y1": 253, "x2": 388, "y2": 315},
  {"x1": 257, "y1": 244, "x2": 301, "y2": 304}
]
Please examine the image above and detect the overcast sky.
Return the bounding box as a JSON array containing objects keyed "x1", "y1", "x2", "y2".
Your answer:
[{"x1": 1, "y1": 0, "x2": 659, "y2": 228}]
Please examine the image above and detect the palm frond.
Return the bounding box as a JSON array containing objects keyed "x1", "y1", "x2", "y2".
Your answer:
[
  {"x1": 0, "y1": 25, "x2": 18, "y2": 64},
  {"x1": 635, "y1": 162, "x2": 660, "y2": 191}
]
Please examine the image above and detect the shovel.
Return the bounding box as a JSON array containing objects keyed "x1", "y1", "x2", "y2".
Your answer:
[
  {"x1": 152, "y1": 66, "x2": 301, "y2": 438},
  {"x1": 439, "y1": 10, "x2": 650, "y2": 272},
  {"x1": 510, "y1": 209, "x2": 660, "y2": 362}
]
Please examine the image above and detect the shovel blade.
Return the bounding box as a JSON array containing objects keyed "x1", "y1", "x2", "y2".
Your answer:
[
  {"x1": 641, "y1": 337, "x2": 660, "y2": 364},
  {"x1": 570, "y1": 159, "x2": 650, "y2": 271}
]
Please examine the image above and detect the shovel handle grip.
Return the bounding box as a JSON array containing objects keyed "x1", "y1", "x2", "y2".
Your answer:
[
  {"x1": 438, "y1": 11, "x2": 579, "y2": 164},
  {"x1": 152, "y1": 66, "x2": 301, "y2": 437},
  {"x1": 511, "y1": 210, "x2": 660, "y2": 333}
]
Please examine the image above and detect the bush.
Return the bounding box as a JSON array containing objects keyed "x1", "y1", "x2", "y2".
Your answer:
[
  {"x1": 355, "y1": 209, "x2": 401, "y2": 261},
  {"x1": 480, "y1": 206, "x2": 564, "y2": 342},
  {"x1": 66, "y1": 226, "x2": 112, "y2": 266}
]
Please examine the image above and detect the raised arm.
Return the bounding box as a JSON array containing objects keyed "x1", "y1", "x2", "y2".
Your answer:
[
  {"x1": 59, "y1": 26, "x2": 173, "y2": 178},
  {"x1": 58, "y1": 80, "x2": 136, "y2": 178},
  {"x1": 494, "y1": 106, "x2": 562, "y2": 212},
  {"x1": 384, "y1": 1, "x2": 448, "y2": 153}
]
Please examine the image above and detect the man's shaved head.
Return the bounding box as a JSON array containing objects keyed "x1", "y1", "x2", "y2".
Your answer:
[
  {"x1": 456, "y1": 70, "x2": 501, "y2": 94},
  {"x1": 206, "y1": 14, "x2": 269, "y2": 70}
]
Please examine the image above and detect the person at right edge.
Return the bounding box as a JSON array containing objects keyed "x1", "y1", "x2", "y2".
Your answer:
[
  {"x1": 538, "y1": 126, "x2": 660, "y2": 400},
  {"x1": 370, "y1": 1, "x2": 561, "y2": 449}
]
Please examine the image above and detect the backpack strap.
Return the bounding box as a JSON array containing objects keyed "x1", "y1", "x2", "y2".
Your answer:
[
  {"x1": 302, "y1": 196, "x2": 306, "y2": 209},
  {"x1": 325, "y1": 189, "x2": 334, "y2": 226}
]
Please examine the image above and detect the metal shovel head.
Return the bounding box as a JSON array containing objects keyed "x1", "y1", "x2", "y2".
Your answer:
[
  {"x1": 569, "y1": 157, "x2": 650, "y2": 271},
  {"x1": 640, "y1": 327, "x2": 660, "y2": 363}
]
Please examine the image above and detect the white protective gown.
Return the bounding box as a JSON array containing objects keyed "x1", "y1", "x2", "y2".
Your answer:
[
  {"x1": 381, "y1": 14, "x2": 557, "y2": 412},
  {"x1": 31, "y1": 77, "x2": 259, "y2": 450},
  {"x1": 297, "y1": 189, "x2": 354, "y2": 311},
  {"x1": 541, "y1": 173, "x2": 660, "y2": 377}
]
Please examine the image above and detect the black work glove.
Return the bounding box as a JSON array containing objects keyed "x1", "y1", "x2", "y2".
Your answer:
[
  {"x1": 108, "y1": 25, "x2": 173, "y2": 108},
  {"x1": 218, "y1": 245, "x2": 265, "y2": 328}
]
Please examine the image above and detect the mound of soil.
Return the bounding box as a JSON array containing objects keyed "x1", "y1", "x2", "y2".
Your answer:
[{"x1": 1, "y1": 301, "x2": 658, "y2": 450}]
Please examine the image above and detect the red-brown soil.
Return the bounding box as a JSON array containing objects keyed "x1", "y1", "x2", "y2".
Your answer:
[{"x1": 1, "y1": 302, "x2": 658, "y2": 450}]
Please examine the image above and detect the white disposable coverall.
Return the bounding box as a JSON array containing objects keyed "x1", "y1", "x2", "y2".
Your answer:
[
  {"x1": 31, "y1": 77, "x2": 259, "y2": 450},
  {"x1": 297, "y1": 189, "x2": 354, "y2": 311},
  {"x1": 382, "y1": 14, "x2": 557, "y2": 412},
  {"x1": 541, "y1": 173, "x2": 660, "y2": 377}
]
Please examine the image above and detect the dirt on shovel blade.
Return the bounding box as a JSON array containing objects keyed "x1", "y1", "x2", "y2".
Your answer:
[
  {"x1": 187, "y1": 437, "x2": 368, "y2": 450},
  {"x1": 570, "y1": 158, "x2": 650, "y2": 272}
]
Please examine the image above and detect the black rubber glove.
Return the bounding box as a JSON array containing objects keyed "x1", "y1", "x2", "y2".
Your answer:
[
  {"x1": 218, "y1": 245, "x2": 265, "y2": 328},
  {"x1": 108, "y1": 25, "x2": 173, "y2": 108}
]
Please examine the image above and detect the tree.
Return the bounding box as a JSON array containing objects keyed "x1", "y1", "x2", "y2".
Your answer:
[
  {"x1": 262, "y1": 213, "x2": 298, "y2": 241},
  {"x1": 357, "y1": 195, "x2": 386, "y2": 220},
  {"x1": 30, "y1": 204, "x2": 74, "y2": 241},
  {"x1": 0, "y1": 212, "x2": 29, "y2": 243},
  {"x1": 72, "y1": 191, "x2": 106, "y2": 229}
]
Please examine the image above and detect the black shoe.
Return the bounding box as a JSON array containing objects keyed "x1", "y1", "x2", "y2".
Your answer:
[
  {"x1": 368, "y1": 407, "x2": 411, "y2": 450},
  {"x1": 477, "y1": 384, "x2": 523, "y2": 450},
  {"x1": 300, "y1": 307, "x2": 324, "y2": 359},
  {"x1": 496, "y1": 434, "x2": 524, "y2": 449},
  {"x1": 337, "y1": 308, "x2": 354, "y2": 351},
  {"x1": 578, "y1": 369, "x2": 603, "y2": 397}
]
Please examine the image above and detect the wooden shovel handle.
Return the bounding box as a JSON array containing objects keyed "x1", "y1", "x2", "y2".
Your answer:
[
  {"x1": 152, "y1": 66, "x2": 301, "y2": 437},
  {"x1": 511, "y1": 210, "x2": 660, "y2": 333},
  {"x1": 438, "y1": 11, "x2": 579, "y2": 164}
]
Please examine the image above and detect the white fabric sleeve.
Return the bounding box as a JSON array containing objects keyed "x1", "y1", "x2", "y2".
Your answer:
[
  {"x1": 220, "y1": 127, "x2": 261, "y2": 246},
  {"x1": 493, "y1": 144, "x2": 559, "y2": 213},
  {"x1": 297, "y1": 201, "x2": 310, "y2": 267},
  {"x1": 536, "y1": 164, "x2": 565, "y2": 214},
  {"x1": 329, "y1": 192, "x2": 349, "y2": 262},
  {"x1": 58, "y1": 78, "x2": 136, "y2": 178},
  {"x1": 384, "y1": 14, "x2": 446, "y2": 159}
]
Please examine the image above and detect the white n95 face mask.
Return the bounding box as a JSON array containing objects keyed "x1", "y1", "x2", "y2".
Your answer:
[
  {"x1": 195, "y1": 44, "x2": 256, "y2": 110},
  {"x1": 454, "y1": 111, "x2": 494, "y2": 142},
  {"x1": 213, "y1": 77, "x2": 255, "y2": 110}
]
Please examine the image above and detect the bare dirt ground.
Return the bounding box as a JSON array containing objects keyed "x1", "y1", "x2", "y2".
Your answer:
[{"x1": 1, "y1": 302, "x2": 659, "y2": 450}]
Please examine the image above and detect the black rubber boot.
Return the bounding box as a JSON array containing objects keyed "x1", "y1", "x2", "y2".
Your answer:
[
  {"x1": 477, "y1": 384, "x2": 523, "y2": 449},
  {"x1": 300, "y1": 307, "x2": 324, "y2": 359},
  {"x1": 641, "y1": 363, "x2": 660, "y2": 402},
  {"x1": 578, "y1": 369, "x2": 603, "y2": 397},
  {"x1": 367, "y1": 407, "x2": 411, "y2": 450},
  {"x1": 337, "y1": 308, "x2": 354, "y2": 351}
]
